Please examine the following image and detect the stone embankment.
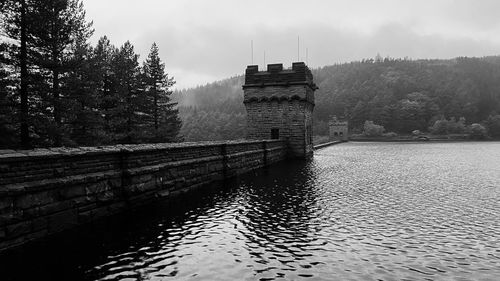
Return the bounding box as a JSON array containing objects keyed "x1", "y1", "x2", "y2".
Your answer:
[
  {"x1": 313, "y1": 140, "x2": 345, "y2": 150},
  {"x1": 0, "y1": 140, "x2": 286, "y2": 252}
]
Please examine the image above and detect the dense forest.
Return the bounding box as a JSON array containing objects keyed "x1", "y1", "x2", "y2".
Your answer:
[
  {"x1": 0, "y1": 0, "x2": 181, "y2": 148},
  {"x1": 173, "y1": 77, "x2": 245, "y2": 141},
  {"x1": 175, "y1": 56, "x2": 500, "y2": 141}
]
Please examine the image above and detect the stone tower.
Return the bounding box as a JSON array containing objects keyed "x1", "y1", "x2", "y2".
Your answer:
[
  {"x1": 329, "y1": 116, "x2": 349, "y2": 141},
  {"x1": 243, "y1": 62, "x2": 318, "y2": 158}
]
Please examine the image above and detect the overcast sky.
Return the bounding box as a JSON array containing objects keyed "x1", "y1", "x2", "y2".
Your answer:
[{"x1": 83, "y1": 0, "x2": 500, "y2": 89}]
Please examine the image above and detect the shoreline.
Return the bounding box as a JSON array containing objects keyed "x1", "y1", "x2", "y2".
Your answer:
[
  {"x1": 350, "y1": 137, "x2": 500, "y2": 142},
  {"x1": 348, "y1": 138, "x2": 498, "y2": 142},
  {"x1": 313, "y1": 136, "x2": 500, "y2": 145}
]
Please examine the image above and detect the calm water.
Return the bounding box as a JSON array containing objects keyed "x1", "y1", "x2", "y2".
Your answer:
[{"x1": 2, "y1": 142, "x2": 500, "y2": 281}]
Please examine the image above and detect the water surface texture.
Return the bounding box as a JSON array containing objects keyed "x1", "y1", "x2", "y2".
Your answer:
[{"x1": 3, "y1": 142, "x2": 500, "y2": 281}]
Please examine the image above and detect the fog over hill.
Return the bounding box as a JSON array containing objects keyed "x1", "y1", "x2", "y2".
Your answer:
[
  {"x1": 175, "y1": 56, "x2": 500, "y2": 141},
  {"x1": 82, "y1": 0, "x2": 500, "y2": 89}
]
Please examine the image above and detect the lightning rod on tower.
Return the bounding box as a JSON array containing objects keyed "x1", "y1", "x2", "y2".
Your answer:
[
  {"x1": 251, "y1": 40, "x2": 254, "y2": 64},
  {"x1": 297, "y1": 36, "x2": 300, "y2": 61}
]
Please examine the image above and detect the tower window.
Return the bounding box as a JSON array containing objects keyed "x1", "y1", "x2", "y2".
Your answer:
[{"x1": 271, "y1": 128, "x2": 280, "y2": 139}]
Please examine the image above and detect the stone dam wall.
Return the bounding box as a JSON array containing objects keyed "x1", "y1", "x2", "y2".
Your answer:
[{"x1": 0, "y1": 140, "x2": 286, "y2": 252}]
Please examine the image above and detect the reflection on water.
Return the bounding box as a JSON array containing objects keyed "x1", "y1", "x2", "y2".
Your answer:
[{"x1": 2, "y1": 142, "x2": 500, "y2": 281}]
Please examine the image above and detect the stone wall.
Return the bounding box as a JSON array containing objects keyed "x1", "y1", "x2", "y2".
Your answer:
[
  {"x1": 0, "y1": 140, "x2": 286, "y2": 252},
  {"x1": 244, "y1": 87, "x2": 312, "y2": 157}
]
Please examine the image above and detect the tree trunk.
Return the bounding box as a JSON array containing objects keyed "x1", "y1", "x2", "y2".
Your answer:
[
  {"x1": 52, "y1": 38, "x2": 61, "y2": 146},
  {"x1": 154, "y1": 87, "x2": 158, "y2": 137},
  {"x1": 80, "y1": 100, "x2": 87, "y2": 144},
  {"x1": 126, "y1": 86, "x2": 132, "y2": 143},
  {"x1": 53, "y1": 69, "x2": 61, "y2": 146},
  {"x1": 19, "y1": 0, "x2": 30, "y2": 148}
]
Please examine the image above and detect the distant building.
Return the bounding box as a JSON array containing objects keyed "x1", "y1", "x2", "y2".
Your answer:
[
  {"x1": 329, "y1": 116, "x2": 348, "y2": 141},
  {"x1": 242, "y1": 62, "x2": 318, "y2": 158}
]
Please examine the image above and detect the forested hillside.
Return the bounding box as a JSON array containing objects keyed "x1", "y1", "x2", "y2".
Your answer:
[
  {"x1": 175, "y1": 56, "x2": 500, "y2": 141},
  {"x1": 173, "y1": 76, "x2": 246, "y2": 141}
]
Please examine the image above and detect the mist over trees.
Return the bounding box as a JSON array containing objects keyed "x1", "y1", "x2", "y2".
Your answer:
[
  {"x1": 0, "y1": 0, "x2": 180, "y2": 148},
  {"x1": 172, "y1": 76, "x2": 245, "y2": 141},
  {"x1": 175, "y1": 56, "x2": 500, "y2": 141}
]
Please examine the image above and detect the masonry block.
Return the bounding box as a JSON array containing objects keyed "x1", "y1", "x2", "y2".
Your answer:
[{"x1": 47, "y1": 209, "x2": 78, "y2": 233}]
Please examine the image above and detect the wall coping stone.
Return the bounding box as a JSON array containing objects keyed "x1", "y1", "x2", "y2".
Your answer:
[{"x1": 0, "y1": 140, "x2": 284, "y2": 163}]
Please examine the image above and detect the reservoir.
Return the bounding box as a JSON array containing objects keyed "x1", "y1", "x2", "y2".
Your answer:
[{"x1": 2, "y1": 142, "x2": 500, "y2": 280}]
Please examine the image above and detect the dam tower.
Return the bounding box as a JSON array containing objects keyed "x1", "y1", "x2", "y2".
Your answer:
[{"x1": 243, "y1": 62, "x2": 318, "y2": 158}]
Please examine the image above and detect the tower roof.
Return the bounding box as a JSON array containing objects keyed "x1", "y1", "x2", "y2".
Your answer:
[{"x1": 243, "y1": 62, "x2": 318, "y2": 90}]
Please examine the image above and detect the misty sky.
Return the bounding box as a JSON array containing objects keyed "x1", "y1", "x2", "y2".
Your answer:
[{"x1": 83, "y1": 0, "x2": 500, "y2": 89}]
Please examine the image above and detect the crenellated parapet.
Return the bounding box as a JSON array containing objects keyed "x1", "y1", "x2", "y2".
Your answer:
[
  {"x1": 243, "y1": 62, "x2": 317, "y2": 105},
  {"x1": 243, "y1": 62, "x2": 316, "y2": 88}
]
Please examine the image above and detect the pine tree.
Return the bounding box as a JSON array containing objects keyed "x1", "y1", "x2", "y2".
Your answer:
[
  {"x1": 1, "y1": 0, "x2": 33, "y2": 147},
  {"x1": 110, "y1": 41, "x2": 143, "y2": 143},
  {"x1": 0, "y1": 42, "x2": 17, "y2": 147},
  {"x1": 64, "y1": 34, "x2": 102, "y2": 145},
  {"x1": 142, "y1": 43, "x2": 181, "y2": 142},
  {"x1": 29, "y1": 0, "x2": 93, "y2": 146},
  {"x1": 93, "y1": 36, "x2": 117, "y2": 144}
]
